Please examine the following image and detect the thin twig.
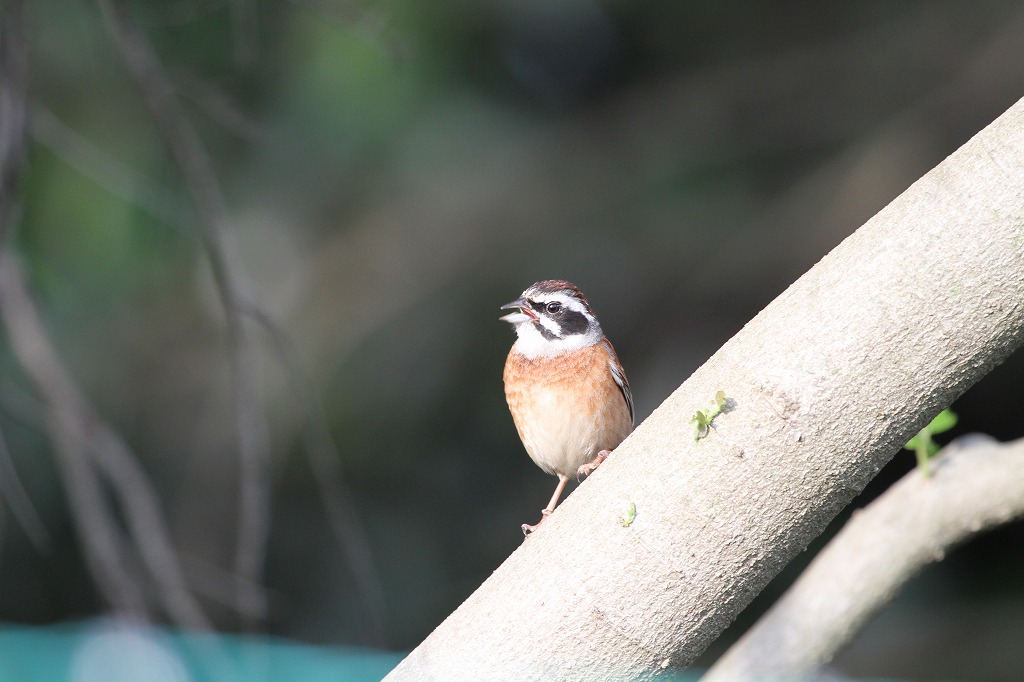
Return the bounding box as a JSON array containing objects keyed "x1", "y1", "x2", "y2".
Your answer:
[
  {"x1": 0, "y1": 252, "x2": 216, "y2": 630},
  {"x1": 30, "y1": 106, "x2": 187, "y2": 229},
  {"x1": 0, "y1": 421, "x2": 52, "y2": 552},
  {"x1": 0, "y1": 6, "x2": 211, "y2": 620},
  {"x1": 0, "y1": 382, "x2": 45, "y2": 430},
  {"x1": 171, "y1": 73, "x2": 268, "y2": 143},
  {"x1": 181, "y1": 554, "x2": 270, "y2": 619},
  {"x1": 0, "y1": 0, "x2": 49, "y2": 554},
  {"x1": 98, "y1": 0, "x2": 271, "y2": 625},
  {"x1": 0, "y1": 255, "x2": 148, "y2": 618},
  {"x1": 0, "y1": 24, "x2": 210, "y2": 616},
  {"x1": 88, "y1": 423, "x2": 212, "y2": 629},
  {"x1": 2, "y1": 0, "x2": 143, "y2": 611},
  {"x1": 228, "y1": 0, "x2": 260, "y2": 65},
  {"x1": 0, "y1": 308, "x2": 208, "y2": 627},
  {"x1": 0, "y1": 0, "x2": 28, "y2": 244},
  {"x1": 250, "y1": 308, "x2": 389, "y2": 645}
]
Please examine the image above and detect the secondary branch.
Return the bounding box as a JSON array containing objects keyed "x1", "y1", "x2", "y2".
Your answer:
[{"x1": 703, "y1": 435, "x2": 1024, "y2": 680}]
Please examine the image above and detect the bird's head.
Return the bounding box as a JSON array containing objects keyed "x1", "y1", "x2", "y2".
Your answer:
[{"x1": 500, "y1": 280, "x2": 603, "y2": 357}]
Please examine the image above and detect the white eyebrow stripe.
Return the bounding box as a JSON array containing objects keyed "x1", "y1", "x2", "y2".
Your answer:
[{"x1": 529, "y1": 292, "x2": 588, "y2": 315}]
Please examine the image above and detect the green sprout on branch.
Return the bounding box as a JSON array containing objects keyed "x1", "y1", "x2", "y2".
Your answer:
[
  {"x1": 691, "y1": 390, "x2": 727, "y2": 441},
  {"x1": 903, "y1": 408, "x2": 958, "y2": 477}
]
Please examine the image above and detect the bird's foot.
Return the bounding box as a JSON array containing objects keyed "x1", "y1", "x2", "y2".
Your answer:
[
  {"x1": 576, "y1": 450, "x2": 611, "y2": 478},
  {"x1": 522, "y1": 508, "x2": 553, "y2": 536}
]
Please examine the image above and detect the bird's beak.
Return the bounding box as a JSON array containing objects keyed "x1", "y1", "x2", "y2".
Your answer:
[{"x1": 499, "y1": 298, "x2": 537, "y2": 324}]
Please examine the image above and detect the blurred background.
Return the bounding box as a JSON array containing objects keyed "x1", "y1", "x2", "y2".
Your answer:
[{"x1": 1, "y1": 1, "x2": 1024, "y2": 680}]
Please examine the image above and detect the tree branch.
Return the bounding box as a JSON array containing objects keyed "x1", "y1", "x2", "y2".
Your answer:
[
  {"x1": 0, "y1": 254, "x2": 149, "y2": 618},
  {"x1": 29, "y1": 106, "x2": 187, "y2": 229},
  {"x1": 702, "y1": 434, "x2": 1024, "y2": 680},
  {"x1": 97, "y1": 1, "x2": 384, "y2": 635},
  {"x1": 0, "y1": 253, "x2": 213, "y2": 627},
  {"x1": 0, "y1": 420, "x2": 52, "y2": 553},
  {"x1": 98, "y1": 0, "x2": 271, "y2": 623},
  {"x1": 385, "y1": 97, "x2": 1024, "y2": 680},
  {"x1": 250, "y1": 309, "x2": 389, "y2": 645},
  {"x1": 0, "y1": 1, "x2": 50, "y2": 555},
  {"x1": 0, "y1": 0, "x2": 27, "y2": 244},
  {"x1": 1, "y1": 0, "x2": 210, "y2": 628},
  {"x1": 1, "y1": 0, "x2": 149, "y2": 618}
]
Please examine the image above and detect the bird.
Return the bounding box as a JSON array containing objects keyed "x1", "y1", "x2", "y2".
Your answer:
[{"x1": 500, "y1": 280, "x2": 634, "y2": 535}]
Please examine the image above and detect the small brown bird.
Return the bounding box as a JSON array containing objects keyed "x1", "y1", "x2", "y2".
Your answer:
[{"x1": 501, "y1": 280, "x2": 634, "y2": 535}]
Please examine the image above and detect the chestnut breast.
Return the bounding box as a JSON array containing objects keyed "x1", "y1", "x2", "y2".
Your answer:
[{"x1": 503, "y1": 340, "x2": 632, "y2": 477}]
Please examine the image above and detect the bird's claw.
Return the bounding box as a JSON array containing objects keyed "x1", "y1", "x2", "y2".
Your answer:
[
  {"x1": 576, "y1": 450, "x2": 610, "y2": 478},
  {"x1": 522, "y1": 508, "x2": 553, "y2": 536}
]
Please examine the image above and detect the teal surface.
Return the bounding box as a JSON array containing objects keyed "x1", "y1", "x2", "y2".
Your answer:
[{"x1": 0, "y1": 620, "x2": 402, "y2": 682}]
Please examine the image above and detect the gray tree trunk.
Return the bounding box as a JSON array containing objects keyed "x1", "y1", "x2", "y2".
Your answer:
[{"x1": 385, "y1": 96, "x2": 1024, "y2": 681}]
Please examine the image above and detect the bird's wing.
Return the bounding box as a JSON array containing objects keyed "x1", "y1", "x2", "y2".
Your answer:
[{"x1": 602, "y1": 339, "x2": 634, "y2": 425}]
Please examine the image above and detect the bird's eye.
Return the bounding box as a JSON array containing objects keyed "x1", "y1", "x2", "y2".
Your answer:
[{"x1": 545, "y1": 301, "x2": 562, "y2": 314}]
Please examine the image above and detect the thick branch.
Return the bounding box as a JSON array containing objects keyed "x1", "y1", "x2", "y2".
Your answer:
[
  {"x1": 385, "y1": 98, "x2": 1024, "y2": 680},
  {"x1": 703, "y1": 435, "x2": 1024, "y2": 680}
]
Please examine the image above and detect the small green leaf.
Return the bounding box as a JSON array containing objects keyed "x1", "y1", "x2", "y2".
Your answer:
[
  {"x1": 690, "y1": 391, "x2": 729, "y2": 442},
  {"x1": 903, "y1": 435, "x2": 922, "y2": 451},
  {"x1": 928, "y1": 409, "x2": 958, "y2": 435},
  {"x1": 621, "y1": 502, "x2": 636, "y2": 527}
]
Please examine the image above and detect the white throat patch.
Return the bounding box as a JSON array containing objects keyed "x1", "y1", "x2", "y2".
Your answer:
[{"x1": 512, "y1": 323, "x2": 600, "y2": 358}]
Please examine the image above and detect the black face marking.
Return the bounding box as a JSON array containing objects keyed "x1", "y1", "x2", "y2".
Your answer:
[
  {"x1": 537, "y1": 324, "x2": 559, "y2": 340},
  {"x1": 519, "y1": 287, "x2": 596, "y2": 341},
  {"x1": 558, "y1": 309, "x2": 589, "y2": 336}
]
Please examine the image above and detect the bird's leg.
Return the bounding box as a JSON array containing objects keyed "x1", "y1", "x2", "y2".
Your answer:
[
  {"x1": 522, "y1": 474, "x2": 569, "y2": 536},
  {"x1": 576, "y1": 449, "x2": 611, "y2": 478}
]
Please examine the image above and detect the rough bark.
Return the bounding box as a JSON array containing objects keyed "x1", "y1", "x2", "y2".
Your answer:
[
  {"x1": 385, "y1": 97, "x2": 1024, "y2": 681},
  {"x1": 702, "y1": 435, "x2": 1024, "y2": 680}
]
